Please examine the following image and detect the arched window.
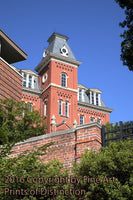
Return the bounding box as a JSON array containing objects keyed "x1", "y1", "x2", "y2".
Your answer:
[{"x1": 61, "y1": 73, "x2": 67, "y2": 87}]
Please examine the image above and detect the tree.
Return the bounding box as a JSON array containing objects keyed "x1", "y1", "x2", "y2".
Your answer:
[
  {"x1": 0, "y1": 99, "x2": 74, "y2": 200},
  {"x1": 0, "y1": 99, "x2": 47, "y2": 156},
  {"x1": 115, "y1": 0, "x2": 133, "y2": 71},
  {"x1": 0, "y1": 143, "x2": 70, "y2": 200},
  {"x1": 72, "y1": 140, "x2": 133, "y2": 200}
]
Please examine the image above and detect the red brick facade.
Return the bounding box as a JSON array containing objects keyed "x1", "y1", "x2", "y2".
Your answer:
[
  {"x1": 38, "y1": 60, "x2": 79, "y2": 133},
  {"x1": 35, "y1": 56, "x2": 111, "y2": 133},
  {"x1": 0, "y1": 58, "x2": 22, "y2": 101}
]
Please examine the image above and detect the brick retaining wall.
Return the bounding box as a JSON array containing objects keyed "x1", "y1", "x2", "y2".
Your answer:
[{"x1": 11, "y1": 122, "x2": 102, "y2": 171}]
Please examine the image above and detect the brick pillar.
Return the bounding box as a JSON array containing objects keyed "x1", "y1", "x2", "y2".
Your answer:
[{"x1": 51, "y1": 115, "x2": 56, "y2": 133}]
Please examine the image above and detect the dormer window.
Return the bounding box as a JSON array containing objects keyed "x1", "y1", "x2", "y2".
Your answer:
[
  {"x1": 22, "y1": 72, "x2": 34, "y2": 89},
  {"x1": 79, "y1": 89, "x2": 82, "y2": 101},
  {"x1": 61, "y1": 73, "x2": 67, "y2": 87},
  {"x1": 28, "y1": 75, "x2": 32, "y2": 88},
  {"x1": 92, "y1": 92, "x2": 94, "y2": 105},
  {"x1": 96, "y1": 94, "x2": 99, "y2": 106},
  {"x1": 23, "y1": 74, "x2": 26, "y2": 87}
]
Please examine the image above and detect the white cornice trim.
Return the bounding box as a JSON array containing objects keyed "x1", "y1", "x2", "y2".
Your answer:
[
  {"x1": 78, "y1": 101, "x2": 113, "y2": 113},
  {"x1": 22, "y1": 87, "x2": 41, "y2": 95},
  {"x1": 37, "y1": 58, "x2": 80, "y2": 74},
  {"x1": 50, "y1": 58, "x2": 78, "y2": 68},
  {"x1": 0, "y1": 57, "x2": 22, "y2": 77},
  {"x1": 42, "y1": 83, "x2": 78, "y2": 93},
  {"x1": 21, "y1": 69, "x2": 38, "y2": 76},
  {"x1": 35, "y1": 52, "x2": 82, "y2": 73}
]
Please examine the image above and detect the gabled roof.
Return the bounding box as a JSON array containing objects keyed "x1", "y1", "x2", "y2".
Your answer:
[{"x1": 0, "y1": 29, "x2": 27, "y2": 64}]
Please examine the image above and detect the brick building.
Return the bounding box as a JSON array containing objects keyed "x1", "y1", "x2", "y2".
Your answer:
[
  {"x1": 20, "y1": 32, "x2": 113, "y2": 133},
  {"x1": 0, "y1": 29, "x2": 27, "y2": 100},
  {"x1": 0, "y1": 29, "x2": 113, "y2": 169},
  {"x1": 0, "y1": 30, "x2": 113, "y2": 133}
]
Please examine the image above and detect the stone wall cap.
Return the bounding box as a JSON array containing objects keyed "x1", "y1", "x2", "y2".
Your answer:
[{"x1": 14, "y1": 123, "x2": 102, "y2": 146}]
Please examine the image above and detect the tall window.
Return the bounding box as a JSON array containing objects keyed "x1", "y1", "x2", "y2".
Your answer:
[
  {"x1": 80, "y1": 115, "x2": 84, "y2": 125},
  {"x1": 23, "y1": 73, "x2": 26, "y2": 87},
  {"x1": 28, "y1": 76, "x2": 32, "y2": 88},
  {"x1": 28, "y1": 103, "x2": 32, "y2": 112},
  {"x1": 61, "y1": 73, "x2": 67, "y2": 87},
  {"x1": 79, "y1": 89, "x2": 82, "y2": 101},
  {"x1": 65, "y1": 101, "x2": 69, "y2": 117},
  {"x1": 44, "y1": 103, "x2": 47, "y2": 116},
  {"x1": 59, "y1": 100, "x2": 62, "y2": 115},
  {"x1": 92, "y1": 92, "x2": 94, "y2": 105},
  {"x1": 96, "y1": 94, "x2": 99, "y2": 106}
]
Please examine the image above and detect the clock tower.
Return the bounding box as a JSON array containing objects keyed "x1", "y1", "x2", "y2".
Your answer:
[{"x1": 35, "y1": 33, "x2": 81, "y2": 133}]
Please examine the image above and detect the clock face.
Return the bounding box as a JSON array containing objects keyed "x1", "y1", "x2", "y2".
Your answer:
[
  {"x1": 60, "y1": 45, "x2": 68, "y2": 57},
  {"x1": 42, "y1": 73, "x2": 48, "y2": 83}
]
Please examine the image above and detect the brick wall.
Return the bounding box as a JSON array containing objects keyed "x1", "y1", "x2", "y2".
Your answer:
[
  {"x1": 0, "y1": 58, "x2": 22, "y2": 101},
  {"x1": 11, "y1": 122, "x2": 102, "y2": 171},
  {"x1": 39, "y1": 60, "x2": 79, "y2": 133},
  {"x1": 77, "y1": 106, "x2": 110, "y2": 125},
  {"x1": 22, "y1": 93, "x2": 41, "y2": 113}
]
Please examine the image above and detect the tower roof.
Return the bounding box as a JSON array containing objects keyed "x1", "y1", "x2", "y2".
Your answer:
[
  {"x1": 46, "y1": 32, "x2": 76, "y2": 61},
  {"x1": 35, "y1": 32, "x2": 81, "y2": 72}
]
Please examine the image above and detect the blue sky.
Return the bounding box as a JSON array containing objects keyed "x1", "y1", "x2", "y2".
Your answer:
[{"x1": 0, "y1": 0, "x2": 132, "y2": 123}]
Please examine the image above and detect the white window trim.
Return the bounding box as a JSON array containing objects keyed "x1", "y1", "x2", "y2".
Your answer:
[{"x1": 22, "y1": 72, "x2": 34, "y2": 89}]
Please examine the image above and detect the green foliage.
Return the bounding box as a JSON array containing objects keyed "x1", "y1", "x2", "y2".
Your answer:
[
  {"x1": 0, "y1": 143, "x2": 70, "y2": 200},
  {"x1": 73, "y1": 140, "x2": 133, "y2": 200},
  {"x1": 0, "y1": 99, "x2": 46, "y2": 146},
  {"x1": 115, "y1": 0, "x2": 133, "y2": 71}
]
